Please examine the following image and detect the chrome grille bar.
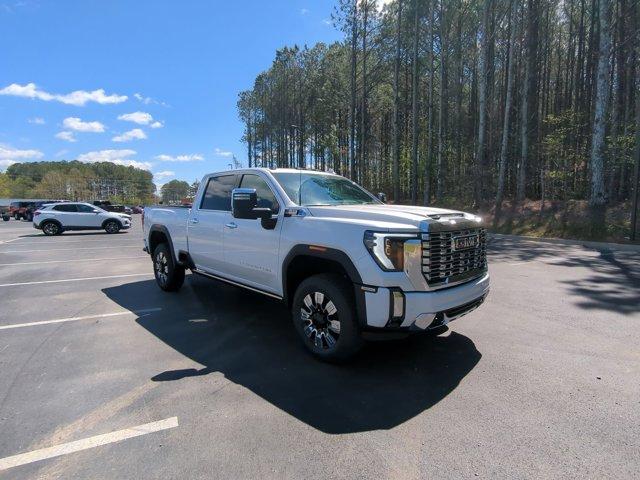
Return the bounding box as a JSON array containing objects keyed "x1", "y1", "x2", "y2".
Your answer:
[{"x1": 421, "y1": 228, "x2": 487, "y2": 288}]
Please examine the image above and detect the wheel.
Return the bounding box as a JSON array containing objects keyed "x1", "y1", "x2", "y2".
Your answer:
[
  {"x1": 13, "y1": 213, "x2": 19, "y2": 220},
  {"x1": 291, "y1": 273, "x2": 363, "y2": 362},
  {"x1": 153, "y1": 243, "x2": 185, "y2": 292},
  {"x1": 2, "y1": 215, "x2": 8, "y2": 222},
  {"x1": 25, "y1": 213, "x2": 33, "y2": 222},
  {"x1": 42, "y1": 222, "x2": 61, "y2": 236},
  {"x1": 104, "y1": 220, "x2": 121, "y2": 234}
]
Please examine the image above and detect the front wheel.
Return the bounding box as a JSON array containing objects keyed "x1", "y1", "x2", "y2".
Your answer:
[
  {"x1": 104, "y1": 220, "x2": 121, "y2": 234},
  {"x1": 153, "y1": 244, "x2": 185, "y2": 292},
  {"x1": 291, "y1": 273, "x2": 363, "y2": 362}
]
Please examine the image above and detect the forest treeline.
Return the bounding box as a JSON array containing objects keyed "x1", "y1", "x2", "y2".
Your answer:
[
  {"x1": 237, "y1": 0, "x2": 640, "y2": 236},
  {"x1": 0, "y1": 161, "x2": 155, "y2": 204}
]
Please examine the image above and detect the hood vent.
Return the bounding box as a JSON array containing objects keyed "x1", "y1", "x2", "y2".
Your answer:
[{"x1": 428, "y1": 213, "x2": 465, "y2": 220}]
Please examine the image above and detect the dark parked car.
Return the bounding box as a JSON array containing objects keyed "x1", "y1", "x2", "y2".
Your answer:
[
  {"x1": 24, "y1": 200, "x2": 63, "y2": 221},
  {"x1": 132, "y1": 205, "x2": 144, "y2": 214},
  {"x1": 93, "y1": 200, "x2": 126, "y2": 213}
]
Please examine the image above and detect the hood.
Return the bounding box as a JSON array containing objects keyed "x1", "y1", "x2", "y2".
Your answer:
[
  {"x1": 306, "y1": 204, "x2": 479, "y2": 231},
  {"x1": 116, "y1": 213, "x2": 132, "y2": 220}
]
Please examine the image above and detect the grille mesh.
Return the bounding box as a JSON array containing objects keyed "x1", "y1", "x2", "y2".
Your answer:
[{"x1": 421, "y1": 228, "x2": 487, "y2": 288}]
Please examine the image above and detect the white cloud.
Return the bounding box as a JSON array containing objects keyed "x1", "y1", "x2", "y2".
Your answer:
[
  {"x1": 77, "y1": 149, "x2": 152, "y2": 170},
  {"x1": 118, "y1": 111, "x2": 152, "y2": 125},
  {"x1": 133, "y1": 92, "x2": 168, "y2": 107},
  {"x1": 0, "y1": 144, "x2": 44, "y2": 163},
  {"x1": 300, "y1": 8, "x2": 310, "y2": 15},
  {"x1": 0, "y1": 82, "x2": 127, "y2": 106},
  {"x1": 28, "y1": 117, "x2": 45, "y2": 125},
  {"x1": 214, "y1": 147, "x2": 233, "y2": 158},
  {"x1": 0, "y1": 159, "x2": 16, "y2": 170},
  {"x1": 112, "y1": 128, "x2": 147, "y2": 142},
  {"x1": 55, "y1": 131, "x2": 77, "y2": 142},
  {"x1": 150, "y1": 121, "x2": 163, "y2": 129},
  {"x1": 155, "y1": 153, "x2": 204, "y2": 162},
  {"x1": 154, "y1": 170, "x2": 175, "y2": 179},
  {"x1": 62, "y1": 117, "x2": 105, "y2": 133},
  {"x1": 322, "y1": 18, "x2": 332, "y2": 25}
]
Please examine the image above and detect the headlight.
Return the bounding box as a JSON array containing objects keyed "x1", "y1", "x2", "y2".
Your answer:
[{"x1": 363, "y1": 231, "x2": 417, "y2": 271}]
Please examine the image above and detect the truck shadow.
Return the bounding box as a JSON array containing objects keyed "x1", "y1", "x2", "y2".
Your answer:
[{"x1": 102, "y1": 276, "x2": 481, "y2": 434}]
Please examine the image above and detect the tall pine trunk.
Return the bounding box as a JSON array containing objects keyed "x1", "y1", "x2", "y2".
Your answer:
[
  {"x1": 411, "y1": 0, "x2": 420, "y2": 204},
  {"x1": 392, "y1": 0, "x2": 403, "y2": 202},
  {"x1": 495, "y1": 0, "x2": 517, "y2": 218}
]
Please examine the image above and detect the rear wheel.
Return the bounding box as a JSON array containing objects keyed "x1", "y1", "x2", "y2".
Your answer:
[
  {"x1": 2, "y1": 215, "x2": 8, "y2": 222},
  {"x1": 291, "y1": 273, "x2": 363, "y2": 362},
  {"x1": 104, "y1": 220, "x2": 120, "y2": 234},
  {"x1": 153, "y1": 243, "x2": 185, "y2": 291},
  {"x1": 42, "y1": 222, "x2": 61, "y2": 236}
]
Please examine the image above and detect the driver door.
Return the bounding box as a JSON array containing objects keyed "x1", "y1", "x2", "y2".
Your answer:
[
  {"x1": 76, "y1": 204, "x2": 104, "y2": 227},
  {"x1": 223, "y1": 173, "x2": 282, "y2": 294}
]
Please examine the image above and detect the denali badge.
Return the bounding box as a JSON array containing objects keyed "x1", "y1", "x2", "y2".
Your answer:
[{"x1": 452, "y1": 234, "x2": 479, "y2": 251}]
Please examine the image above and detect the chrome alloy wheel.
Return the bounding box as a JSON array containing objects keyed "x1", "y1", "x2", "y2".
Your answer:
[
  {"x1": 300, "y1": 291, "x2": 341, "y2": 350},
  {"x1": 43, "y1": 223, "x2": 58, "y2": 235},
  {"x1": 155, "y1": 250, "x2": 169, "y2": 285},
  {"x1": 105, "y1": 221, "x2": 119, "y2": 233}
]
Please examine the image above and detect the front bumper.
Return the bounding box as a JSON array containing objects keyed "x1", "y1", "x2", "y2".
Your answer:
[{"x1": 361, "y1": 273, "x2": 490, "y2": 329}]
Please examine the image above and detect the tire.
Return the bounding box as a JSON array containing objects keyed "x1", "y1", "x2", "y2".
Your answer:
[
  {"x1": 42, "y1": 221, "x2": 61, "y2": 236},
  {"x1": 153, "y1": 243, "x2": 185, "y2": 292},
  {"x1": 25, "y1": 213, "x2": 33, "y2": 222},
  {"x1": 104, "y1": 220, "x2": 121, "y2": 234},
  {"x1": 2, "y1": 216, "x2": 9, "y2": 222},
  {"x1": 13, "y1": 214, "x2": 19, "y2": 220},
  {"x1": 291, "y1": 273, "x2": 363, "y2": 362}
]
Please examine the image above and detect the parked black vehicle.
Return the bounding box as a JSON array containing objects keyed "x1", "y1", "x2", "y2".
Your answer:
[
  {"x1": 93, "y1": 200, "x2": 126, "y2": 213},
  {"x1": 24, "y1": 200, "x2": 63, "y2": 221}
]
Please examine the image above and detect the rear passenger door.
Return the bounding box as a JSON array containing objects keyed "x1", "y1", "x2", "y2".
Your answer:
[
  {"x1": 51, "y1": 204, "x2": 78, "y2": 226},
  {"x1": 187, "y1": 174, "x2": 238, "y2": 273}
]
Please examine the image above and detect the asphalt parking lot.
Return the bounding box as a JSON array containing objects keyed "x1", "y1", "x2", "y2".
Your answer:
[{"x1": 0, "y1": 218, "x2": 638, "y2": 479}]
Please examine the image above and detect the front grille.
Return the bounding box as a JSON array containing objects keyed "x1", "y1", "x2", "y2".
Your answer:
[{"x1": 421, "y1": 228, "x2": 487, "y2": 288}]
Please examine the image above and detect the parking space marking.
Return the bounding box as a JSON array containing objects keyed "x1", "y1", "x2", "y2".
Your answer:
[
  {"x1": 0, "y1": 256, "x2": 146, "y2": 267},
  {"x1": 0, "y1": 273, "x2": 152, "y2": 288},
  {"x1": 0, "y1": 245, "x2": 142, "y2": 253},
  {"x1": 0, "y1": 308, "x2": 161, "y2": 330},
  {"x1": 9, "y1": 238, "x2": 141, "y2": 245},
  {"x1": 0, "y1": 416, "x2": 178, "y2": 471}
]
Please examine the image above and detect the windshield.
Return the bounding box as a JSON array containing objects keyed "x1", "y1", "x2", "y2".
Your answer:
[{"x1": 272, "y1": 172, "x2": 379, "y2": 206}]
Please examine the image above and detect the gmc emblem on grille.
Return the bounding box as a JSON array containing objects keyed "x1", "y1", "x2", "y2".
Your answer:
[{"x1": 452, "y1": 234, "x2": 480, "y2": 251}]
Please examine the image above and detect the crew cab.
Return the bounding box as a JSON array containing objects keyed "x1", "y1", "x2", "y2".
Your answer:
[
  {"x1": 143, "y1": 168, "x2": 489, "y2": 361},
  {"x1": 33, "y1": 202, "x2": 132, "y2": 235}
]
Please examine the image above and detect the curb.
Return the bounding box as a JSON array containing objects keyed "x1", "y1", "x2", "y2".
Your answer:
[{"x1": 488, "y1": 232, "x2": 640, "y2": 253}]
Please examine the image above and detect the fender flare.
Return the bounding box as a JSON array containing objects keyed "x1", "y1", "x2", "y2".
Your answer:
[
  {"x1": 147, "y1": 224, "x2": 178, "y2": 264},
  {"x1": 281, "y1": 244, "x2": 367, "y2": 326}
]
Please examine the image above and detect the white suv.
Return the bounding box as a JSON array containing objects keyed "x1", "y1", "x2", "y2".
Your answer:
[{"x1": 33, "y1": 202, "x2": 132, "y2": 235}]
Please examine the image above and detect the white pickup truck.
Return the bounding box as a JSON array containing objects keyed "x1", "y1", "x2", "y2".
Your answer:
[{"x1": 143, "y1": 168, "x2": 489, "y2": 361}]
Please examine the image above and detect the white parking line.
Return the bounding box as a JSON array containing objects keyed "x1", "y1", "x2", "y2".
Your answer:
[
  {"x1": 0, "y1": 245, "x2": 142, "y2": 253},
  {"x1": 10, "y1": 238, "x2": 141, "y2": 245},
  {"x1": 0, "y1": 273, "x2": 152, "y2": 288},
  {"x1": 0, "y1": 308, "x2": 162, "y2": 330},
  {"x1": 0, "y1": 256, "x2": 146, "y2": 267},
  {"x1": 0, "y1": 416, "x2": 178, "y2": 471}
]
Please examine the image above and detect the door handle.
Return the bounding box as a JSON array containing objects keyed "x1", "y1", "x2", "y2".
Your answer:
[
  {"x1": 190, "y1": 218, "x2": 199, "y2": 224},
  {"x1": 225, "y1": 222, "x2": 237, "y2": 229}
]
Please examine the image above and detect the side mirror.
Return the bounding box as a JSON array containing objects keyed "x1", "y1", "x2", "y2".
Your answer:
[
  {"x1": 232, "y1": 188, "x2": 271, "y2": 220},
  {"x1": 377, "y1": 192, "x2": 387, "y2": 203}
]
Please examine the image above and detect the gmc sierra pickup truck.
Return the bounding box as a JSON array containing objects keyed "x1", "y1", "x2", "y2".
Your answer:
[{"x1": 143, "y1": 168, "x2": 489, "y2": 361}]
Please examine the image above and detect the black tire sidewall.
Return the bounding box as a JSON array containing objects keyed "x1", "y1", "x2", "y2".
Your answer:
[
  {"x1": 153, "y1": 244, "x2": 185, "y2": 291},
  {"x1": 291, "y1": 273, "x2": 362, "y2": 362},
  {"x1": 42, "y1": 222, "x2": 60, "y2": 236},
  {"x1": 104, "y1": 221, "x2": 120, "y2": 234}
]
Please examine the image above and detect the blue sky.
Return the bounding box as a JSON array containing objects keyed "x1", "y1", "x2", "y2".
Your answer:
[{"x1": 0, "y1": 0, "x2": 342, "y2": 188}]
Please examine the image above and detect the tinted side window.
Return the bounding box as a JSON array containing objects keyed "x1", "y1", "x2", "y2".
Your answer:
[
  {"x1": 77, "y1": 204, "x2": 96, "y2": 213},
  {"x1": 53, "y1": 204, "x2": 78, "y2": 212},
  {"x1": 240, "y1": 174, "x2": 280, "y2": 213},
  {"x1": 200, "y1": 175, "x2": 236, "y2": 211}
]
